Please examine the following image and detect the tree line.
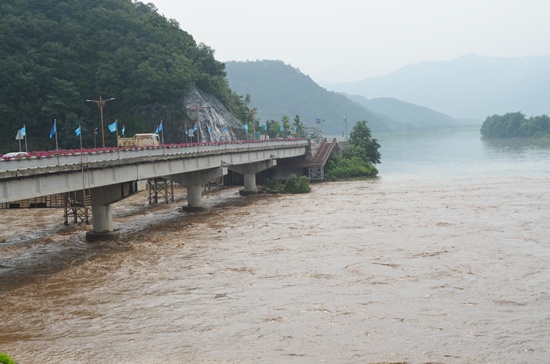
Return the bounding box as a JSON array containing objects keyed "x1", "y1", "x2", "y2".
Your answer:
[{"x1": 480, "y1": 112, "x2": 550, "y2": 138}]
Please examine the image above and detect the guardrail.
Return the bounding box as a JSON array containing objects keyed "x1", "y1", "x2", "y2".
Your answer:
[{"x1": 0, "y1": 139, "x2": 311, "y2": 175}]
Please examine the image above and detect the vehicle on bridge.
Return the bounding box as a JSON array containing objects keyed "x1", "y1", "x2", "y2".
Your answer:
[
  {"x1": 1, "y1": 151, "x2": 29, "y2": 160},
  {"x1": 118, "y1": 133, "x2": 160, "y2": 147}
]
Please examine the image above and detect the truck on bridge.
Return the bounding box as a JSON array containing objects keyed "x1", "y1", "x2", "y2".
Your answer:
[{"x1": 118, "y1": 133, "x2": 160, "y2": 147}]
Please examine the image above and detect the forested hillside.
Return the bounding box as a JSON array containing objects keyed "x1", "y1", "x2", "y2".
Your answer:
[
  {"x1": 225, "y1": 60, "x2": 471, "y2": 136},
  {"x1": 225, "y1": 60, "x2": 400, "y2": 136},
  {"x1": 0, "y1": 0, "x2": 248, "y2": 152}
]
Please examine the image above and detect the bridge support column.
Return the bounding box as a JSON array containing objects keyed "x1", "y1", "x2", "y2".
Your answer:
[
  {"x1": 87, "y1": 204, "x2": 114, "y2": 241},
  {"x1": 186, "y1": 185, "x2": 203, "y2": 211},
  {"x1": 243, "y1": 173, "x2": 257, "y2": 194},
  {"x1": 229, "y1": 160, "x2": 277, "y2": 196},
  {"x1": 168, "y1": 167, "x2": 227, "y2": 212},
  {"x1": 86, "y1": 181, "x2": 139, "y2": 242}
]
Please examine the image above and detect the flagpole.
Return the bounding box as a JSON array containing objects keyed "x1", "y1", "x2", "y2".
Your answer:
[
  {"x1": 18, "y1": 134, "x2": 22, "y2": 152},
  {"x1": 24, "y1": 124, "x2": 27, "y2": 152},
  {"x1": 79, "y1": 125, "x2": 83, "y2": 149},
  {"x1": 161, "y1": 120, "x2": 164, "y2": 144},
  {"x1": 54, "y1": 119, "x2": 59, "y2": 150}
]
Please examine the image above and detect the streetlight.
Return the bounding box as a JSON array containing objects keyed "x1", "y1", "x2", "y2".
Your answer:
[
  {"x1": 86, "y1": 96, "x2": 115, "y2": 148},
  {"x1": 250, "y1": 109, "x2": 257, "y2": 140}
]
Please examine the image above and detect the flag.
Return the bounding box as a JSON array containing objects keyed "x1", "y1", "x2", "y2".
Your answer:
[
  {"x1": 49, "y1": 120, "x2": 56, "y2": 138},
  {"x1": 279, "y1": 125, "x2": 284, "y2": 132},
  {"x1": 243, "y1": 124, "x2": 248, "y2": 132},
  {"x1": 155, "y1": 120, "x2": 163, "y2": 133},
  {"x1": 75, "y1": 125, "x2": 81, "y2": 136},
  {"x1": 108, "y1": 120, "x2": 117, "y2": 133},
  {"x1": 207, "y1": 127, "x2": 211, "y2": 134},
  {"x1": 193, "y1": 123, "x2": 198, "y2": 131},
  {"x1": 16, "y1": 126, "x2": 26, "y2": 140},
  {"x1": 122, "y1": 125, "x2": 125, "y2": 135}
]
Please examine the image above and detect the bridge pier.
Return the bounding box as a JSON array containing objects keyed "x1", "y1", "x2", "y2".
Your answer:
[
  {"x1": 230, "y1": 160, "x2": 277, "y2": 195},
  {"x1": 168, "y1": 167, "x2": 227, "y2": 212},
  {"x1": 86, "y1": 204, "x2": 115, "y2": 241},
  {"x1": 86, "y1": 181, "x2": 138, "y2": 242}
]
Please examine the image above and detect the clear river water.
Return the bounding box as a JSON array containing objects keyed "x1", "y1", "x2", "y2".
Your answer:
[{"x1": 1, "y1": 126, "x2": 549, "y2": 363}]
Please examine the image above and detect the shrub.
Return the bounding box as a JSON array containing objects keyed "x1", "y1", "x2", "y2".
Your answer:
[
  {"x1": 0, "y1": 353, "x2": 16, "y2": 364},
  {"x1": 282, "y1": 173, "x2": 311, "y2": 194}
]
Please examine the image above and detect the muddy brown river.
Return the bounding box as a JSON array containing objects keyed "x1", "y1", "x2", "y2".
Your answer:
[{"x1": 1, "y1": 173, "x2": 549, "y2": 363}]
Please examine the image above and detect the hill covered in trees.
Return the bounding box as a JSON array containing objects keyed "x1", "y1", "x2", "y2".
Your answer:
[
  {"x1": 480, "y1": 112, "x2": 550, "y2": 138},
  {"x1": 225, "y1": 60, "x2": 400, "y2": 136},
  {"x1": 0, "y1": 0, "x2": 249, "y2": 153},
  {"x1": 225, "y1": 60, "x2": 469, "y2": 136}
]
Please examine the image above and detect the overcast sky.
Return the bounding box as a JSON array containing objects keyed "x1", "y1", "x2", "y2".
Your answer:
[{"x1": 149, "y1": 0, "x2": 550, "y2": 83}]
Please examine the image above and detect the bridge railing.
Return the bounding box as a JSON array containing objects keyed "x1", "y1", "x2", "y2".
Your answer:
[{"x1": 0, "y1": 139, "x2": 310, "y2": 175}]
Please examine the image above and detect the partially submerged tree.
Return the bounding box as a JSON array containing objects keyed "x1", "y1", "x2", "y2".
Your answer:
[
  {"x1": 349, "y1": 120, "x2": 381, "y2": 164},
  {"x1": 325, "y1": 119, "x2": 380, "y2": 179}
]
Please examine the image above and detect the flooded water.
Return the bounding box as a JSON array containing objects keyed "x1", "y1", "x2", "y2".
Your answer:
[{"x1": 1, "y1": 127, "x2": 550, "y2": 363}]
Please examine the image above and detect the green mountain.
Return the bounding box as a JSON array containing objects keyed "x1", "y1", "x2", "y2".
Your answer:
[
  {"x1": 0, "y1": 0, "x2": 248, "y2": 153},
  {"x1": 225, "y1": 60, "x2": 400, "y2": 136},
  {"x1": 225, "y1": 60, "x2": 467, "y2": 136}
]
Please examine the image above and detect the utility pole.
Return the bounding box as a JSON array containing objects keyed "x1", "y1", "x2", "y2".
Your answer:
[
  {"x1": 86, "y1": 96, "x2": 114, "y2": 148},
  {"x1": 343, "y1": 114, "x2": 348, "y2": 138}
]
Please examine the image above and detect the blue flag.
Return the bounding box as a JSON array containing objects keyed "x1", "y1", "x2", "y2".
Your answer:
[
  {"x1": 207, "y1": 127, "x2": 211, "y2": 134},
  {"x1": 20, "y1": 125, "x2": 26, "y2": 137},
  {"x1": 49, "y1": 120, "x2": 56, "y2": 138},
  {"x1": 243, "y1": 124, "x2": 248, "y2": 132},
  {"x1": 122, "y1": 125, "x2": 125, "y2": 136},
  {"x1": 75, "y1": 125, "x2": 81, "y2": 136},
  {"x1": 155, "y1": 120, "x2": 163, "y2": 133},
  {"x1": 108, "y1": 120, "x2": 117, "y2": 133},
  {"x1": 193, "y1": 123, "x2": 198, "y2": 131},
  {"x1": 279, "y1": 125, "x2": 284, "y2": 132}
]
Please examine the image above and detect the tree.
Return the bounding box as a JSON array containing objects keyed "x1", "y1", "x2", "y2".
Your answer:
[
  {"x1": 280, "y1": 115, "x2": 292, "y2": 138},
  {"x1": 266, "y1": 119, "x2": 281, "y2": 139},
  {"x1": 293, "y1": 114, "x2": 304, "y2": 137},
  {"x1": 349, "y1": 120, "x2": 381, "y2": 164},
  {"x1": 324, "y1": 119, "x2": 380, "y2": 180}
]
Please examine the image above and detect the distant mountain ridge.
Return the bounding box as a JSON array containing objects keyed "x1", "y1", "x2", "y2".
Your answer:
[
  {"x1": 225, "y1": 60, "x2": 467, "y2": 135},
  {"x1": 347, "y1": 96, "x2": 473, "y2": 129},
  {"x1": 324, "y1": 54, "x2": 550, "y2": 119}
]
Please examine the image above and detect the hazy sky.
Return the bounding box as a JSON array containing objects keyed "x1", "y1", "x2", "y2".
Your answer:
[{"x1": 149, "y1": 0, "x2": 550, "y2": 83}]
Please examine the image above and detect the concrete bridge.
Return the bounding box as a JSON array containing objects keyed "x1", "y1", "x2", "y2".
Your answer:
[{"x1": 0, "y1": 139, "x2": 310, "y2": 240}]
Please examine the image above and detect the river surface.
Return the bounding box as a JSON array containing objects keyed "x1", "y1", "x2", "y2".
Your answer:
[{"x1": 1, "y1": 127, "x2": 550, "y2": 363}]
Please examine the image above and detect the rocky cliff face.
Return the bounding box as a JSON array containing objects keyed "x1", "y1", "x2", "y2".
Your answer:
[{"x1": 183, "y1": 89, "x2": 245, "y2": 142}]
